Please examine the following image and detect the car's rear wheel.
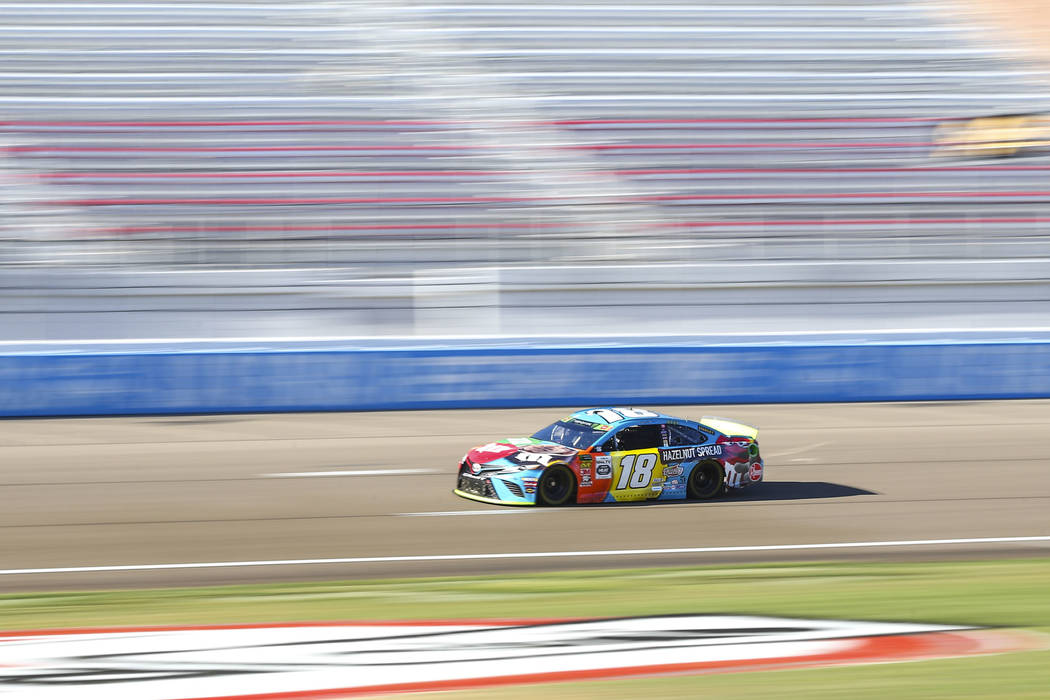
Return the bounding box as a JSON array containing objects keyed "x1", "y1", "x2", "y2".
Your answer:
[
  {"x1": 537, "y1": 464, "x2": 576, "y2": 506},
  {"x1": 687, "y1": 460, "x2": 724, "y2": 500}
]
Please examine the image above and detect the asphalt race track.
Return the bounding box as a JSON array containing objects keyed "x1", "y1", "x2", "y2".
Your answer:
[{"x1": 1, "y1": 401, "x2": 1048, "y2": 591}]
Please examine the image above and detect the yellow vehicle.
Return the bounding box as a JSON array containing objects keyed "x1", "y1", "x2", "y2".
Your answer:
[{"x1": 932, "y1": 114, "x2": 1050, "y2": 158}]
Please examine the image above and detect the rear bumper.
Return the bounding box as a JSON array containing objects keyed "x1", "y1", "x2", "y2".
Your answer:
[{"x1": 725, "y1": 459, "x2": 764, "y2": 489}]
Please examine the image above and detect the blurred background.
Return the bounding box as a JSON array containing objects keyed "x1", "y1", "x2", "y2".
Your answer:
[
  {"x1": 3, "y1": 0, "x2": 1050, "y2": 342},
  {"x1": 3, "y1": 13, "x2": 1050, "y2": 698}
]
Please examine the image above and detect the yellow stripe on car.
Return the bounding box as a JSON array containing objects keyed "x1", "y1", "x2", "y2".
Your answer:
[{"x1": 700, "y1": 416, "x2": 759, "y2": 440}]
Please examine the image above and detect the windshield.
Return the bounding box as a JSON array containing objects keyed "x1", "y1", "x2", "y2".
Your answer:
[{"x1": 531, "y1": 420, "x2": 607, "y2": 449}]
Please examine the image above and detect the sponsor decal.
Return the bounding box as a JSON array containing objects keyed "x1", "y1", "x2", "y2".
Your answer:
[
  {"x1": 0, "y1": 616, "x2": 1032, "y2": 699},
  {"x1": 510, "y1": 452, "x2": 555, "y2": 467},
  {"x1": 507, "y1": 443, "x2": 577, "y2": 468},
  {"x1": 725, "y1": 461, "x2": 750, "y2": 488},
  {"x1": 659, "y1": 444, "x2": 722, "y2": 463},
  {"x1": 579, "y1": 455, "x2": 593, "y2": 468},
  {"x1": 567, "y1": 420, "x2": 611, "y2": 432},
  {"x1": 595, "y1": 456, "x2": 612, "y2": 479},
  {"x1": 581, "y1": 475, "x2": 593, "y2": 487},
  {"x1": 578, "y1": 408, "x2": 659, "y2": 425},
  {"x1": 522, "y1": 444, "x2": 577, "y2": 455},
  {"x1": 468, "y1": 442, "x2": 517, "y2": 464},
  {"x1": 663, "y1": 465, "x2": 684, "y2": 477},
  {"x1": 749, "y1": 462, "x2": 764, "y2": 482}
]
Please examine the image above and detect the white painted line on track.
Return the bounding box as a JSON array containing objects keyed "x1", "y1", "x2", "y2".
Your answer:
[
  {"x1": 399, "y1": 510, "x2": 537, "y2": 517},
  {"x1": 264, "y1": 469, "x2": 436, "y2": 478},
  {"x1": 2, "y1": 536, "x2": 1048, "y2": 576},
  {"x1": 765, "y1": 442, "x2": 828, "y2": 459}
]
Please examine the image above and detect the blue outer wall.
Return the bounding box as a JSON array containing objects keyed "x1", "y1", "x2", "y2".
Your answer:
[{"x1": 2, "y1": 341, "x2": 1049, "y2": 416}]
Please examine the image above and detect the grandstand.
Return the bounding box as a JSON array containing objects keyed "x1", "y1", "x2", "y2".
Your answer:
[{"x1": 2, "y1": 1, "x2": 1049, "y2": 337}]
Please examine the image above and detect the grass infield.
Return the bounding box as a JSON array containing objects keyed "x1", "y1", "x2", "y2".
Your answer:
[{"x1": 1, "y1": 558, "x2": 1049, "y2": 698}]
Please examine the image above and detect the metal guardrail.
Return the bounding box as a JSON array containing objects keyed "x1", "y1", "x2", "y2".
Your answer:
[{"x1": 3, "y1": 262, "x2": 1050, "y2": 344}]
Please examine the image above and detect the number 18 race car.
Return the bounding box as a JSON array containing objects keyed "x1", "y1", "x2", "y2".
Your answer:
[{"x1": 454, "y1": 408, "x2": 763, "y2": 506}]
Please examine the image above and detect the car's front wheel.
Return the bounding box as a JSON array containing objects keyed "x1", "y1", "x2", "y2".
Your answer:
[
  {"x1": 687, "y1": 460, "x2": 724, "y2": 500},
  {"x1": 536, "y1": 464, "x2": 576, "y2": 506}
]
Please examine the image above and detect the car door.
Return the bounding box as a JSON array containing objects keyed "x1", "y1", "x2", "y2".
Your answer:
[
  {"x1": 660, "y1": 423, "x2": 713, "y2": 497},
  {"x1": 601, "y1": 423, "x2": 666, "y2": 502}
]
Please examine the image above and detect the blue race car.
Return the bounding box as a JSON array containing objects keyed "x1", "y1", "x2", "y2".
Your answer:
[{"x1": 455, "y1": 407, "x2": 763, "y2": 506}]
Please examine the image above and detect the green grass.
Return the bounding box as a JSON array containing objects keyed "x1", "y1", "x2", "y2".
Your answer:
[
  {"x1": 380, "y1": 650, "x2": 1050, "y2": 700},
  {"x1": 2, "y1": 558, "x2": 1049, "y2": 698}
]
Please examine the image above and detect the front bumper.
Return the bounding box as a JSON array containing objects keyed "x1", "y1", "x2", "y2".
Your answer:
[{"x1": 454, "y1": 471, "x2": 536, "y2": 506}]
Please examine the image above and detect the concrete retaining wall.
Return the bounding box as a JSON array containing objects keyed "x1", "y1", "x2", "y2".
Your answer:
[{"x1": 2, "y1": 336, "x2": 1047, "y2": 416}]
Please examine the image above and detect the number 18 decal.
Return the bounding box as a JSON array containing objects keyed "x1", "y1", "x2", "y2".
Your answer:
[{"x1": 616, "y1": 453, "x2": 658, "y2": 490}]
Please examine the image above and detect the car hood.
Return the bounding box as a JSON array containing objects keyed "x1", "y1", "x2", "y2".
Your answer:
[{"x1": 466, "y1": 438, "x2": 580, "y2": 473}]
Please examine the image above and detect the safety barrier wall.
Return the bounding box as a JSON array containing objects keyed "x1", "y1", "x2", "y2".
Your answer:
[{"x1": 2, "y1": 338, "x2": 1049, "y2": 416}]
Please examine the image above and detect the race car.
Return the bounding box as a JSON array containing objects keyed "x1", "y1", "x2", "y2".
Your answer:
[{"x1": 454, "y1": 407, "x2": 763, "y2": 506}]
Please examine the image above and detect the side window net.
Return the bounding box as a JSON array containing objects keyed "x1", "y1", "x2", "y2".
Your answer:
[{"x1": 614, "y1": 425, "x2": 663, "y2": 451}]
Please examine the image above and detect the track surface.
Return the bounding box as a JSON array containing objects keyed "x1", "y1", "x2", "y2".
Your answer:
[{"x1": 1, "y1": 401, "x2": 1048, "y2": 591}]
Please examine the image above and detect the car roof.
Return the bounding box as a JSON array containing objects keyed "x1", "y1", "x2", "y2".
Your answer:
[{"x1": 566, "y1": 407, "x2": 685, "y2": 427}]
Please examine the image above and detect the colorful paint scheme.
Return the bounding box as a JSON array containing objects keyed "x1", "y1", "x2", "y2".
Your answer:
[{"x1": 454, "y1": 408, "x2": 763, "y2": 506}]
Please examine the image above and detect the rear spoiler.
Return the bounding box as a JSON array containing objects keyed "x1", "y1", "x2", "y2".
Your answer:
[{"x1": 700, "y1": 416, "x2": 759, "y2": 440}]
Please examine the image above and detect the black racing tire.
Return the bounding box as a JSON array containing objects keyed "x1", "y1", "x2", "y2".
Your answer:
[
  {"x1": 687, "y1": 460, "x2": 724, "y2": 500},
  {"x1": 536, "y1": 464, "x2": 576, "y2": 506}
]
